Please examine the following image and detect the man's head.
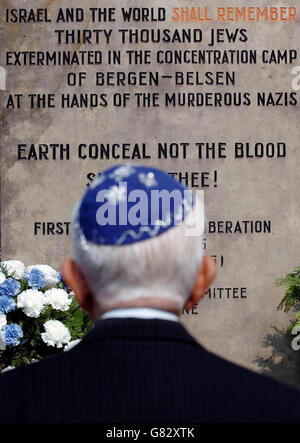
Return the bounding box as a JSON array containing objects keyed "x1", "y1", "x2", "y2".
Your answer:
[{"x1": 62, "y1": 165, "x2": 216, "y2": 322}]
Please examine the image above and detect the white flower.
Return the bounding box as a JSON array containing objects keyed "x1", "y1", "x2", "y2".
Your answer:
[
  {"x1": 1, "y1": 260, "x2": 25, "y2": 279},
  {"x1": 17, "y1": 289, "x2": 47, "y2": 318},
  {"x1": 64, "y1": 339, "x2": 81, "y2": 352},
  {"x1": 41, "y1": 320, "x2": 71, "y2": 348},
  {"x1": 2, "y1": 366, "x2": 14, "y2": 372},
  {"x1": 26, "y1": 264, "x2": 59, "y2": 287},
  {"x1": 0, "y1": 272, "x2": 6, "y2": 284},
  {"x1": 0, "y1": 314, "x2": 7, "y2": 330},
  {"x1": 45, "y1": 288, "x2": 72, "y2": 311}
]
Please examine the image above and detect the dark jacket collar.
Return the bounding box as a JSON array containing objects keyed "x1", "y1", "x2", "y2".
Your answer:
[{"x1": 82, "y1": 318, "x2": 201, "y2": 348}]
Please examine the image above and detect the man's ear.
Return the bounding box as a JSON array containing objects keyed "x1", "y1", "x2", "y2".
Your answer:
[
  {"x1": 61, "y1": 259, "x2": 94, "y2": 313},
  {"x1": 184, "y1": 256, "x2": 217, "y2": 311}
]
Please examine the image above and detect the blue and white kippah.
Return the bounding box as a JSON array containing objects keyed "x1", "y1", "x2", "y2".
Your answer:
[{"x1": 76, "y1": 164, "x2": 194, "y2": 246}]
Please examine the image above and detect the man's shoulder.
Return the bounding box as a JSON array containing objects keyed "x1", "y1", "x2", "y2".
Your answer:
[
  {"x1": 0, "y1": 327, "x2": 300, "y2": 423},
  {"x1": 0, "y1": 345, "x2": 84, "y2": 422},
  {"x1": 0, "y1": 342, "x2": 85, "y2": 397},
  {"x1": 196, "y1": 345, "x2": 300, "y2": 416},
  {"x1": 197, "y1": 343, "x2": 298, "y2": 391}
]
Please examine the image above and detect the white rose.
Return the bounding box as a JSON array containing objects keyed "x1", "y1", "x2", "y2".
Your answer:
[
  {"x1": 0, "y1": 272, "x2": 6, "y2": 284},
  {"x1": 41, "y1": 320, "x2": 71, "y2": 348},
  {"x1": 45, "y1": 288, "x2": 72, "y2": 311},
  {"x1": 26, "y1": 264, "x2": 60, "y2": 287},
  {"x1": 1, "y1": 260, "x2": 26, "y2": 279},
  {"x1": 64, "y1": 339, "x2": 81, "y2": 352},
  {"x1": 0, "y1": 314, "x2": 7, "y2": 330},
  {"x1": 17, "y1": 289, "x2": 47, "y2": 318}
]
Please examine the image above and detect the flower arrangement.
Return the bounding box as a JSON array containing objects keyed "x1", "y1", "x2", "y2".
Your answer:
[{"x1": 0, "y1": 260, "x2": 92, "y2": 372}]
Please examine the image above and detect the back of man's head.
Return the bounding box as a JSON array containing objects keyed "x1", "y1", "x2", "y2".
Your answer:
[
  {"x1": 72, "y1": 208, "x2": 203, "y2": 313},
  {"x1": 62, "y1": 165, "x2": 214, "y2": 320}
]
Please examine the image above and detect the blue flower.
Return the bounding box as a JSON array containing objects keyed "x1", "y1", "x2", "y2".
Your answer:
[
  {"x1": 25, "y1": 268, "x2": 46, "y2": 290},
  {"x1": 3, "y1": 323, "x2": 23, "y2": 346},
  {"x1": 0, "y1": 278, "x2": 21, "y2": 297},
  {"x1": 0, "y1": 295, "x2": 16, "y2": 314}
]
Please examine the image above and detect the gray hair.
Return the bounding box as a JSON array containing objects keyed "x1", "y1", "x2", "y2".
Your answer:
[{"x1": 72, "y1": 205, "x2": 204, "y2": 311}]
